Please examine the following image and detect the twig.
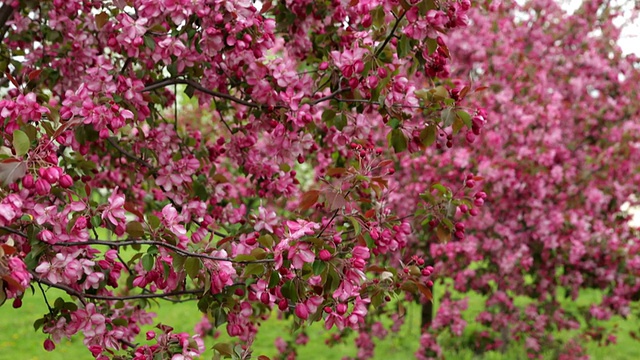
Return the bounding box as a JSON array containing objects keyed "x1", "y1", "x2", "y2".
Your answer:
[
  {"x1": 30, "y1": 271, "x2": 204, "y2": 301},
  {"x1": 374, "y1": 10, "x2": 406, "y2": 58},
  {"x1": 106, "y1": 137, "x2": 156, "y2": 171},
  {"x1": 37, "y1": 282, "x2": 54, "y2": 313},
  {"x1": 142, "y1": 78, "x2": 262, "y2": 109},
  {"x1": 0, "y1": 225, "x2": 27, "y2": 238},
  {"x1": 311, "y1": 87, "x2": 352, "y2": 105}
]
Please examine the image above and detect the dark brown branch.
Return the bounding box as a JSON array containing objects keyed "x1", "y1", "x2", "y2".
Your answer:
[
  {"x1": 0, "y1": 225, "x2": 27, "y2": 238},
  {"x1": 54, "y1": 239, "x2": 275, "y2": 264},
  {"x1": 0, "y1": 4, "x2": 15, "y2": 41},
  {"x1": 106, "y1": 137, "x2": 156, "y2": 171},
  {"x1": 142, "y1": 78, "x2": 261, "y2": 109},
  {"x1": 374, "y1": 10, "x2": 406, "y2": 58},
  {"x1": 311, "y1": 87, "x2": 352, "y2": 105},
  {"x1": 30, "y1": 271, "x2": 204, "y2": 301}
]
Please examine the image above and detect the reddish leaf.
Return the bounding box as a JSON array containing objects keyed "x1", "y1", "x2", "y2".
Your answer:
[
  {"x1": 366, "y1": 265, "x2": 386, "y2": 273},
  {"x1": 299, "y1": 190, "x2": 320, "y2": 211},
  {"x1": 4, "y1": 72, "x2": 19, "y2": 88},
  {"x1": 259, "y1": 1, "x2": 273, "y2": 14},
  {"x1": 459, "y1": 86, "x2": 470, "y2": 100},
  {"x1": 95, "y1": 12, "x2": 109, "y2": 29},
  {"x1": 2, "y1": 275, "x2": 25, "y2": 292},
  {"x1": 217, "y1": 236, "x2": 234, "y2": 247},
  {"x1": 326, "y1": 167, "x2": 346, "y2": 177},
  {"x1": 258, "y1": 356, "x2": 271, "y2": 360},
  {"x1": 124, "y1": 202, "x2": 145, "y2": 220},
  {"x1": 364, "y1": 209, "x2": 376, "y2": 218},
  {"x1": 474, "y1": 86, "x2": 488, "y2": 93},
  {"x1": 28, "y1": 70, "x2": 42, "y2": 82},
  {"x1": 324, "y1": 190, "x2": 347, "y2": 210},
  {"x1": 416, "y1": 283, "x2": 433, "y2": 301},
  {"x1": 1, "y1": 244, "x2": 16, "y2": 256}
]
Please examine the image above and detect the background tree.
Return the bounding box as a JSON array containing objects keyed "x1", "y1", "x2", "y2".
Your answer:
[{"x1": 382, "y1": 0, "x2": 640, "y2": 358}]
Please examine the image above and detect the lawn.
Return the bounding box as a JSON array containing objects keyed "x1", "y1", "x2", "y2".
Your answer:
[{"x1": 1, "y1": 283, "x2": 638, "y2": 360}]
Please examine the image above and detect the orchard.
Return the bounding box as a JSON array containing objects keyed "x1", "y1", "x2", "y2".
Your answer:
[{"x1": 0, "y1": 0, "x2": 638, "y2": 360}]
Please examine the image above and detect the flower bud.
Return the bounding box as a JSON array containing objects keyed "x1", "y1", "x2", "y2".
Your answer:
[
  {"x1": 43, "y1": 339, "x2": 55, "y2": 352},
  {"x1": 35, "y1": 178, "x2": 51, "y2": 195},
  {"x1": 59, "y1": 174, "x2": 73, "y2": 188},
  {"x1": 294, "y1": 303, "x2": 309, "y2": 320},
  {"x1": 319, "y1": 249, "x2": 332, "y2": 261}
]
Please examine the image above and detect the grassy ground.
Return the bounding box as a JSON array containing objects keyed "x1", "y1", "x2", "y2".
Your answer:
[{"x1": 1, "y1": 283, "x2": 638, "y2": 360}]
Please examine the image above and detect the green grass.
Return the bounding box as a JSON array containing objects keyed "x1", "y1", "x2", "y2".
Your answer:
[{"x1": 1, "y1": 285, "x2": 638, "y2": 360}]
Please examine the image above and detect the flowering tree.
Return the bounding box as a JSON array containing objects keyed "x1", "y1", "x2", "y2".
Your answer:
[
  {"x1": 0, "y1": 0, "x2": 484, "y2": 359},
  {"x1": 381, "y1": 0, "x2": 640, "y2": 358}
]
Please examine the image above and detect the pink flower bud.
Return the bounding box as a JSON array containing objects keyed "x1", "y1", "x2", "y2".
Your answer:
[
  {"x1": 59, "y1": 174, "x2": 73, "y2": 188},
  {"x1": 35, "y1": 178, "x2": 51, "y2": 195},
  {"x1": 336, "y1": 303, "x2": 347, "y2": 315},
  {"x1": 319, "y1": 249, "x2": 332, "y2": 261},
  {"x1": 469, "y1": 208, "x2": 479, "y2": 216},
  {"x1": 146, "y1": 331, "x2": 156, "y2": 340},
  {"x1": 294, "y1": 303, "x2": 309, "y2": 320},
  {"x1": 474, "y1": 198, "x2": 484, "y2": 206},
  {"x1": 43, "y1": 339, "x2": 55, "y2": 351},
  {"x1": 377, "y1": 67, "x2": 388, "y2": 78},
  {"x1": 318, "y1": 61, "x2": 329, "y2": 71},
  {"x1": 260, "y1": 292, "x2": 270, "y2": 305},
  {"x1": 278, "y1": 299, "x2": 289, "y2": 311},
  {"x1": 12, "y1": 298, "x2": 22, "y2": 308},
  {"x1": 22, "y1": 174, "x2": 34, "y2": 188}
]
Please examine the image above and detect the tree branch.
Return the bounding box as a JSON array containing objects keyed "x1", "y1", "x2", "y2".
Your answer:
[
  {"x1": 30, "y1": 271, "x2": 204, "y2": 301},
  {"x1": 311, "y1": 87, "x2": 352, "y2": 105},
  {"x1": 0, "y1": 4, "x2": 15, "y2": 41},
  {"x1": 374, "y1": 10, "x2": 406, "y2": 58},
  {"x1": 142, "y1": 78, "x2": 262, "y2": 109},
  {"x1": 54, "y1": 239, "x2": 275, "y2": 264},
  {"x1": 106, "y1": 137, "x2": 156, "y2": 171},
  {"x1": 0, "y1": 225, "x2": 27, "y2": 238}
]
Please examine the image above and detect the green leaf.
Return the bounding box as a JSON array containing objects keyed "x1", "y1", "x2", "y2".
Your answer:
[
  {"x1": 213, "y1": 343, "x2": 234, "y2": 357},
  {"x1": 441, "y1": 108, "x2": 456, "y2": 127},
  {"x1": 257, "y1": 235, "x2": 275, "y2": 249},
  {"x1": 321, "y1": 109, "x2": 336, "y2": 124},
  {"x1": 312, "y1": 260, "x2": 326, "y2": 276},
  {"x1": 431, "y1": 183, "x2": 449, "y2": 195},
  {"x1": 419, "y1": 125, "x2": 436, "y2": 147},
  {"x1": 452, "y1": 116, "x2": 464, "y2": 134},
  {"x1": 397, "y1": 35, "x2": 411, "y2": 58},
  {"x1": 185, "y1": 257, "x2": 201, "y2": 279},
  {"x1": 142, "y1": 254, "x2": 155, "y2": 272},
  {"x1": 425, "y1": 39, "x2": 438, "y2": 56},
  {"x1": 346, "y1": 216, "x2": 362, "y2": 236},
  {"x1": 390, "y1": 129, "x2": 408, "y2": 153},
  {"x1": 12, "y1": 130, "x2": 30, "y2": 156},
  {"x1": 192, "y1": 180, "x2": 209, "y2": 200},
  {"x1": 126, "y1": 221, "x2": 145, "y2": 237},
  {"x1": 244, "y1": 263, "x2": 265, "y2": 277},
  {"x1": 143, "y1": 35, "x2": 156, "y2": 51},
  {"x1": 147, "y1": 215, "x2": 161, "y2": 230},
  {"x1": 268, "y1": 271, "x2": 280, "y2": 288},
  {"x1": 456, "y1": 110, "x2": 472, "y2": 128}
]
